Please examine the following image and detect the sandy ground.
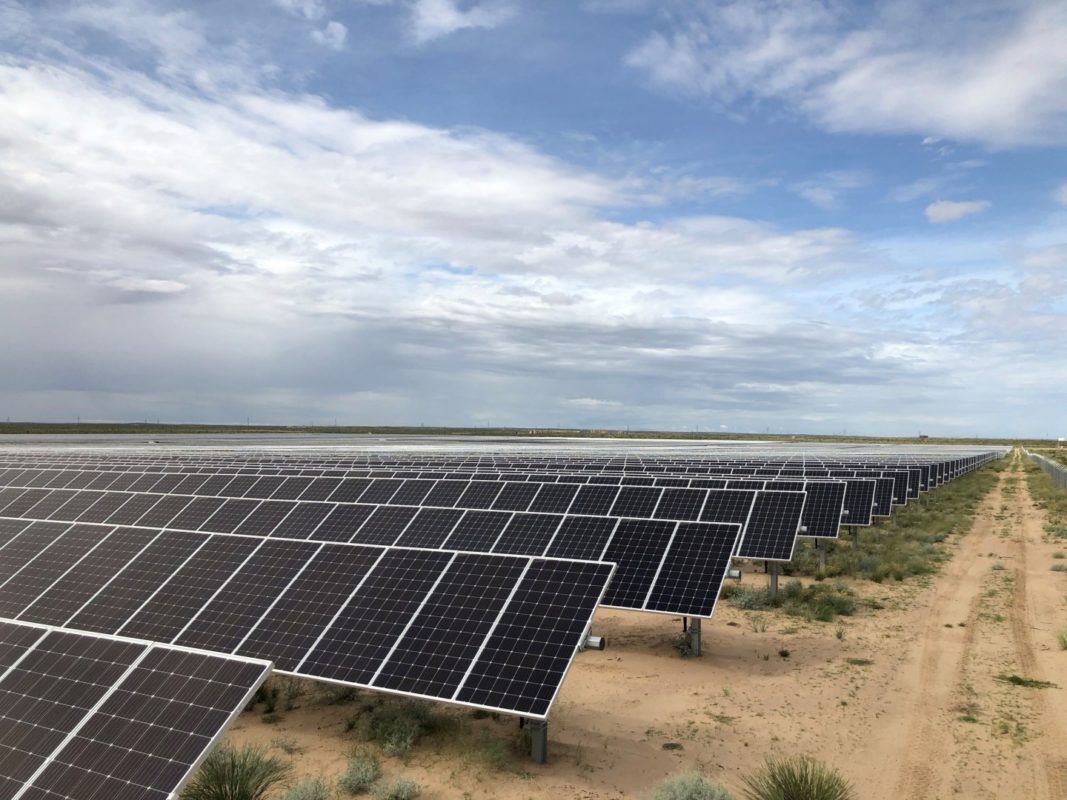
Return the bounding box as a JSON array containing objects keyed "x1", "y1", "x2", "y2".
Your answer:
[{"x1": 227, "y1": 452, "x2": 1067, "y2": 799}]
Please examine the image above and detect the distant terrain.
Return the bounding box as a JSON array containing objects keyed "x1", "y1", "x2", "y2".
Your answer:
[{"x1": 0, "y1": 421, "x2": 1048, "y2": 448}]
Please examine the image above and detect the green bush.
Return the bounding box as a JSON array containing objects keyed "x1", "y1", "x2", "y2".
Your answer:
[
  {"x1": 338, "y1": 752, "x2": 380, "y2": 795},
  {"x1": 742, "y1": 755, "x2": 854, "y2": 800},
  {"x1": 725, "y1": 585, "x2": 773, "y2": 610},
  {"x1": 180, "y1": 743, "x2": 291, "y2": 800},
  {"x1": 372, "y1": 779, "x2": 420, "y2": 800},
  {"x1": 652, "y1": 772, "x2": 733, "y2": 800},
  {"x1": 282, "y1": 776, "x2": 333, "y2": 800},
  {"x1": 362, "y1": 701, "x2": 437, "y2": 756},
  {"x1": 725, "y1": 580, "x2": 855, "y2": 622}
]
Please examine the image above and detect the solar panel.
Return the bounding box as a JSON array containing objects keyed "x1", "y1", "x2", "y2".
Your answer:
[
  {"x1": 734, "y1": 490, "x2": 807, "y2": 561},
  {"x1": 763, "y1": 480, "x2": 845, "y2": 538},
  {"x1": 0, "y1": 619, "x2": 269, "y2": 800}
]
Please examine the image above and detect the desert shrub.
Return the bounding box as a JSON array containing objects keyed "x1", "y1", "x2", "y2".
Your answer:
[
  {"x1": 282, "y1": 776, "x2": 333, "y2": 800},
  {"x1": 672, "y1": 634, "x2": 695, "y2": 658},
  {"x1": 724, "y1": 580, "x2": 854, "y2": 622},
  {"x1": 271, "y1": 737, "x2": 300, "y2": 755},
  {"x1": 742, "y1": 755, "x2": 854, "y2": 800},
  {"x1": 338, "y1": 752, "x2": 380, "y2": 795},
  {"x1": 372, "y1": 779, "x2": 419, "y2": 800},
  {"x1": 180, "y1": 743, "x2": 291, "y2": 800},
  {"x1": 1050, "y1": 564, "x2": 1067, "y2": 572},
  {"x1": 359, "y1": 700, "x2": 437, "y2": 756},
  {"x1": 652, "y1": 771, "x2": 733, "y2": 800},
  {"x1": 1057, "y1": 631, "x2": 1067, "y2": 651},
  {"x1": 322, "y1": 686, "x2": 360, "y2": 705},
  {"x1": 725, "y1": 585, "x2": 774, "y2": 610}
]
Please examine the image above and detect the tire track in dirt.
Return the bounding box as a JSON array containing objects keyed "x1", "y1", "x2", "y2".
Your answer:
[
  {"x1": 1009, "y1": 462, "x2": 1067, "y2": 799},
  {"x1": 890, "y1": 471, "x2": 1007, "y2": 800}
]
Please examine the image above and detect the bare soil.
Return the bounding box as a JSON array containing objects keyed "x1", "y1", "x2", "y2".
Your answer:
[{"x1": 227, "y1": 453, "x2": 1067, "y2": 799}]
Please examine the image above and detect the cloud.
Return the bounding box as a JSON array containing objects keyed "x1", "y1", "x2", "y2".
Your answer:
[
  {"x1": 565, "y1": 397, "x2": 623, "y2": 408},
  {"x1": 791, "y1": 171, "x2": 867, "y2": 209},
  {"x1": 272, "y1": 0, "x2": 347, "y2": 50},
  {"x1": 311, "y1": 20, "x2": 347, "y2": 49},
  {"x1": 624, "y1": 0, "x2": 1067, "y2": 148},
  {"x1": 410, "y1": 0, "x2": 515, "y2": 43},
  {"x1": 2, "y1": 1, "x2": 1064, "y2": 436},
  {"x1": 1055, "y1": 183, "x2": 1067, "y2": 205},
  {"x1": 924, "y1": 200, "x2": 991, "y2": 224},
  {"x1": 273, "y1": 0, "x2": 325, "y2": 20}
]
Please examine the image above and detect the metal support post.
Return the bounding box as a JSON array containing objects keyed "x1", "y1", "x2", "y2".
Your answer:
[
  {"x1": 689, "y1": 617, "x2": 702, "y2": 657},
  {"x1": 528, "y1": 718, "x2": 548, "y2": 764},
  {"x1": 850, "y1": 526, "x2": 859, "y2": 547},
  {"x1": 816, "y1": 538, "x2": 826, "y2": 570},
  {"x1": 769, "y1": 561, "x2": 779, "y2": 599}
]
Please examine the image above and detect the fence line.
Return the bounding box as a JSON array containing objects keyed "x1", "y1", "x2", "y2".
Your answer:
[{"x1": 1024, "y1": 450, "x2": 1067, "y2": 489}]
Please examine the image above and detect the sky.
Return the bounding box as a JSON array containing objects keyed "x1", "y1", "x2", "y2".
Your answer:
[{"x1": 1, "y1": 0, "x2": 1066, "y2": 436}]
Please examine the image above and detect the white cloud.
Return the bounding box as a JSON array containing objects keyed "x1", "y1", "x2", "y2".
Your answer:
[
  {"x1": 625, "y1": 0, "x2": 1067, "y2": 148},
  {"x1": 410, "y1": 0, "x2": 515, "y2": 43},
  {"x1": 1054, "y1": 183, "x2": 1067, "y2": 205},
  {"x1": 2, "y1": 1, "x2": 1063, "y2": 435},
  {"x1": 565, "y1": 397, "x2": 623, "y2": 408},
  {"x1": 311, "y1": 19, "x2": 347, "y2": 49},
  {"x1": 791, "y1": 171, "x2": 867, "y2": 209},
  {"x1": 924, "y1": 200, "x2": 991, "y2": 224},
  {"x1": 273, "y1": 0, "x2": 325, "y2": 20}
]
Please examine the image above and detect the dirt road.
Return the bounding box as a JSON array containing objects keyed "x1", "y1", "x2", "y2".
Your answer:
[{"x1": 862, "y1": 451, "x2": 1067, "y2": 800}]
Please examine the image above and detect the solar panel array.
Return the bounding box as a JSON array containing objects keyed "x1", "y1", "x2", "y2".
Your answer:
[
  {"x1": 0, "y1": 618, "x2": 269, "y2": 800},
  {"x1": 0, "y1": 443, "x2": 1006, "y2": 798}
]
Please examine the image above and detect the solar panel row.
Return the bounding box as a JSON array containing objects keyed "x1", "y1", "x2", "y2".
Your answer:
[
  {"x1": 0, "y1": 519, "x2": 614, "y2": 717},
  {"x1": 0, "y1": 475, "x2": 804, "y2": 562}
]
